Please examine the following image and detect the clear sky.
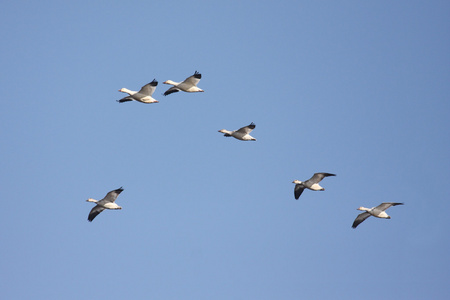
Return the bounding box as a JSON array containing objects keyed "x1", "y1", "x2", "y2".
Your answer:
[{"x1": 1, "y1": 1, "x2": 449, "y2": 299}]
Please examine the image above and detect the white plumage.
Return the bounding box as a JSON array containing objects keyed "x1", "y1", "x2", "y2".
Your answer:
[
  {"x1": 117, "y1": 79, "x2": 159, "y2": 104},
  {"x1": 218, "y1": 122, "x2": 257, "y2": 141},
  {"x1": 163, "y1": 71, "x2": 204, "y2": 96},
  {"x1": 352, "y1": 202, "x2": 404, "y2": 228},
  {"x1": 86, "y1": 187, "x2": 124, "y2": 222},
  {"x1": 292, "y1": 173, "x2": 336, "y2": 199}
]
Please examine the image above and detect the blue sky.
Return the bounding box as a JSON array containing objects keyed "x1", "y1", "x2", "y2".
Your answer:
[{"x1": 1, "y1": 1, "x2": 449, "y2": 299}]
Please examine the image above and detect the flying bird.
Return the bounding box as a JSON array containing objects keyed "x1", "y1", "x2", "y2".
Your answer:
[
  {"x1": 163, "y1": 71, "x2": 204, "y2": 96},
  {"x1": 292, "y1": 173, "x2": 336, "y2": 199},
  {"x1": 218, "y1": 122, "x2": 257, "y2": 141},
  {"x1": 117, "y1": 79, "x2": 159, "y2": 104},
  {"x1": 86, "y1": 187, "x2": 124, "y2": 222},
  {"x1": 352, "y1": 202, "x2": 404, "y2": 228}
]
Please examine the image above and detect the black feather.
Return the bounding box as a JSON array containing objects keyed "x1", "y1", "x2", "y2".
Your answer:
[
  {"x1": 117, "y1": 98, "x2": 133, "y2": 103},
  {"x1": 193, "y1": 71, "x2": 201, "y2": 79},
  {"x1": 163, "y1": 89, "x2": 180, "y2": 96}
]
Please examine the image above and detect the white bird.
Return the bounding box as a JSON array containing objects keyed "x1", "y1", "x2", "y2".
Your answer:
[
  {"x1": 163, "y1": 71, "x2": 204, "y2": 96},
  {"x1": 117, "y1": 79, "x2": 159, "y2": 104},
  {"x1": 292, "y1": 173, "x2": 336, "y2": 199},
  {"x1": 352, "y1": 202, "x2": 404, "y2": 228},
  {"x1": 218, "y1": 122, "x2": 257, "y2": 141},
  {"x1": 86, "y1": 187, "x2": 124, "y2": 222}
]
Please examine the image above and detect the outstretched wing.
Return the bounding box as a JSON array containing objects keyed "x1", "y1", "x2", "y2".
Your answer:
[
  {"x1": 101, "y1": 187, "x2": 124, "y2": 203},
  {"x1": 117, "y1": 96, "x2": 134, "y2": 103},
  {"x1": 138, "y1": 79, "x2": 158, "y2": 96},
  {"x1": 183, "y1": 71, "x2": 201, "y2": 86},
  {"x1": 163, "y1": 86, "x2": 180, "y2": 96},
  {"x1": 352, "y1": 212, "x2": 371, "y2": 228},
  {"x1": 375, "y1": 202, "x2": 404, "y2": 211},
  {"x1": 294, "y1": 184, "x2": 305, "y2": 200},
  {"x1": 308, "y1": 173, "x2": 336, "y2": 184},
  {"x1": 235, "y1": 122, "x2": 256, "y2": 134},
  {"x1": 88, "y1": 205, "x2": 105, "y2": 222}
]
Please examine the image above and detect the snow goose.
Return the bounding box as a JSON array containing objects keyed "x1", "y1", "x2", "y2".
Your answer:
[
  {"x1": 292, "y1": 173, "x2": 336, "y2": 199},
  {"x1": 117, "y1": 79, "x2": 159, "y2": 104},
  {"x1": 352, "y1": 202, "x2": 404, "y2": 228},
  {"x1": 86, "y1": 187, "x2": 124, "y2": 222},
  {"x1": 218, "y1": 122, "x2": 257, "y2": 141},
  {"x1": 163, "y1": 71, "x2": 204, "y2": 96}
]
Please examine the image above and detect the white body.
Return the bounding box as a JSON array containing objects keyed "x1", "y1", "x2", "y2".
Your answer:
[
  {"x1": 358, "y1": 206, "x2": 390, "y2": 219},
  {"x1": 86, "y1": 187, "x2": 124, "y2": 222},
  {"x1": 292, "y1": 180, "x2": 324, "y2": 191},
  {"x1": 118, "y1": 88, "x2": 158, "y2": 104},
  {"x1": 87, "y1": 198, "x2": 122, "y2": 210},
  {"x1": 292, "y1": 173, "x2": 336, "y2": 200},
  {"x1": 218, "y1": 129, "x2": 256, "y2": 141},
  {"x1": 218, "y1": 123, "x2": 257, "y2": 141},
  {"x1": 163, "y1": 71, "x2": 204, "y2": 96},
  {"x1": 352, "y1": 202, "x2": 403, "y2": 228},
  {"x1": 163, "y1": 80, "x2": 203, "y2": 93}
]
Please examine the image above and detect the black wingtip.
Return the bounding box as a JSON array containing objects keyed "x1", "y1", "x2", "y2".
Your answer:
[
  {"x1": 115, "y1": 187, "x2": 124, "y2": 194},
  {"x1": 323, "y1": 173, "x2": 336, "y2": 177},
  {"x1": 193, "y1": 71, "x2": 201, "y2": 79},
  {"x1": 163, "y1": 89, "x2": 179, "y2": 96},
  {"x1": 150, "y1": 79, "x2": 158, "y2": 86},
  {"x1": 248, "y1": 122, "x2": 256, "y2": 129},
  {"x1": 117, "y1": 98, "x2": 133, "y2": 103}
]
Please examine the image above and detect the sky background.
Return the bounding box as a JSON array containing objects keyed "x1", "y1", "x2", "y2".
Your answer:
[{"x1": 1, "y1": 1, "x2": 449, "y2": 299}]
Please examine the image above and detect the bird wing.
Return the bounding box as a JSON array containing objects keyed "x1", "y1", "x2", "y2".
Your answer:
[
  {"x1": 138, "y1": 79, "x2": 158, "y2": 96},
  {"x1": 352, "y1": 212, "x2": 371, "y2": 228},
  {"x1": 88, "y1": 205, "x2": 105, "y2": 222},
  {"x1": 163, "y1": 86, "x2": 180, "y2": 96},
  {"x1": 294, "y1": 184, "x2": 305, "y2": 200},
  {"x1": 101, "y1": 187, "x2": 124, "y2": 204},
  {"x1": 117, "y1": 96, "x2": 134, "y2": 103},
  {"x1": 183, "y1": 71, "x2": 201, "y2": 86},
  {"x1": 308, "y1": 172, "x2": 336, "y2": 184},
  {"x1": 375, "y1": 202, "x2": 404, "y2": 211},
  {"x1": 235, "y1": 122, "x2": 256, "y2": 134}
]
